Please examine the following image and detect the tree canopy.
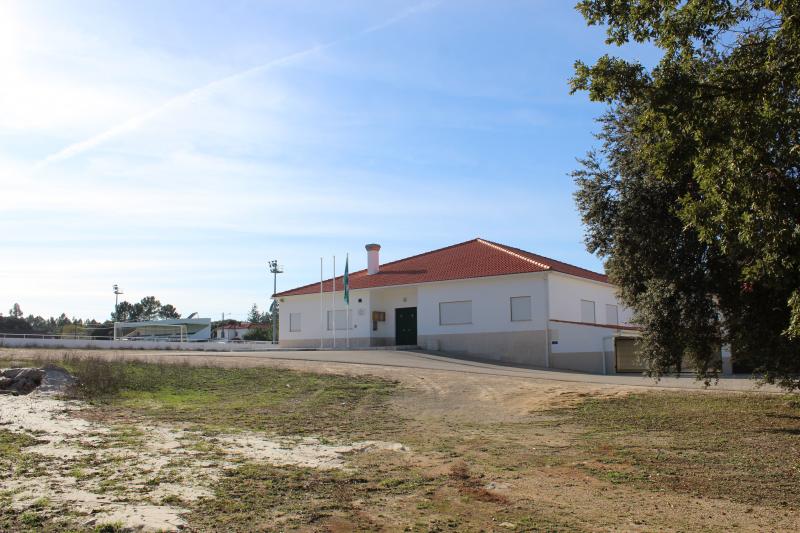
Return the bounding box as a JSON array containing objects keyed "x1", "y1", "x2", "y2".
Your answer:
[
  {"x1": 0, "y1": 304, "x2": 96, "y2": 335},
  {"x1": 247, "y1": 303, "x2": 270, "y2": 324},
  {"x1": 112, "y1": 296, "x2": 182, "y2": 322},
  {"x1": 571, "y1": 1, "x2": 800, "y2": 387}
]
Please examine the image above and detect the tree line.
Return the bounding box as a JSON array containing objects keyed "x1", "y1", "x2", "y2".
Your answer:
[
  {"x1": 0, "y1": 303, "x2": 106, "y2": 335},
  {"x1": 2, "y1": 299, "x2": 277, "y2": 338},
  {"x1": 0, "y1": 296, "x2": 184, "y2": 336}
]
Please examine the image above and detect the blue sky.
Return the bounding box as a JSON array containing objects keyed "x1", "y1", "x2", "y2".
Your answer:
[{"x1": 0, "y1": 1, "x2": 656, "y2": 321}]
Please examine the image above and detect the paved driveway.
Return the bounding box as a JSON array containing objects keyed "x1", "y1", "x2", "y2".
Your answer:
[
  {"x1": 73, "y1": 348, "x2": 770, "y2": 392},
  {"x1": 1, "y1": 346, "x2": 773, "y2": 392}
]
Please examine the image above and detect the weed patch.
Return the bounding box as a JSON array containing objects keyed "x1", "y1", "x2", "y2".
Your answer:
[
  {"x1": 46, "y1": 355, "x2": 399, "y2": 438},
  {"x1": 0, "y1": 429, "x2": 49, "y2": 479},
  {"x1": 572, "y1": 392, "x2": 800, "y2": 507}
]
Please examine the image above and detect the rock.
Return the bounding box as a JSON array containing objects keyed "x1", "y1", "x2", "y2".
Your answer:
[
  {"x1": 2, "y1": 367, "x2": 45, "y2": 381},
  {"x1": 0, "y1": 367, "x2": 46, "y2": 395},
  {"x1": 39, "y1": 365, "x2": 78, "y2": 395},
  {"x1": 484, "y1": 481, "x2": 511, "y2": 490}
]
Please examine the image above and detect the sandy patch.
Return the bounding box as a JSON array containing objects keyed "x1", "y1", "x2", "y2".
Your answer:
[
  {"x1": 219, "y1": 435, "x2": 409, "y2": 470},
  {"x1": 0, "y1": 392, "x2": 406, "y2": 532},
  {"x1": 0, "y1": 393, "x2": 98, "y2": 437}
]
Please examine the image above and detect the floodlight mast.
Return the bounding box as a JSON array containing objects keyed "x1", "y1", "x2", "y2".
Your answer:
[
  {"x1": 113, "y1": 284, "x2": 123, "y2": 339},
  {"x1": 268, "y1": 260, "x2": 283, "y2": 345}
]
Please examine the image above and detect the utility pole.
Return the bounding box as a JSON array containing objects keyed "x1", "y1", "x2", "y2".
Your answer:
[
  {"x1": 218, "y1": 312, "x2": 232, "y2": 340},
  {"x1": 268, "y1": 260, "x2": 283, "y2": 345}
]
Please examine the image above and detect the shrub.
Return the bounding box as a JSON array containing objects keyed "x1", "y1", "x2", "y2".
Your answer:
[
  {"x1": 243, "y1": 328, "x2": 271, "y2": 341},
  {"x1": 62, "y1": 354, "x2": 126, "y2": 398}
]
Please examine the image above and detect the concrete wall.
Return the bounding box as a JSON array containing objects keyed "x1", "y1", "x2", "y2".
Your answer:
[
  {"x1": 0, "y1": 337, "x2": 285, "y2": 352},
  {"x1": 368, "y1": 286, "x2": 419, "y2": 344},
  {"x1": 278, "y1": 273, "x2": 550, "y2": 358},
  {"x1": 279, "y1": 337, "x2": 372, "y2": 349},
  {"x1": 417, "y1": 273, "x2": 548, "y2": 334},
  {"x1": 216, "y1": 328, "x2": 257, "y2": 340},
  {"x1": 276, "y1": 271, "x2": 634, "y2": 374},
  {"x1": 278, "y1": 286, "x2": 420, "y2": 349},
  {"x1": 547, "y1": 272, "x2": 633, "y2": 325},
  {"x1": 416, "y1": 273, "x2": 548, "y2": 366},
  {"x1": 277, "y1": 289, "x2": 372, "y2": 349},
  {"x1": 548, "y1": 320, "x2": 622, "y2": 373},
  {"x1": 419, "y1": 331, "x2": 548, "y2": 366}
]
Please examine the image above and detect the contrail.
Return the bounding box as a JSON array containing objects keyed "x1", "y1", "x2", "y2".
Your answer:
[{"x1": 33, "y1": 1, "x2": 441, "y2": 170}]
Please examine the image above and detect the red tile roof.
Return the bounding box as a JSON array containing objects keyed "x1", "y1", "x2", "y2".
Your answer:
[
  {"x1": 219, "y1": 322, "x2": 268, "y2": 330},
  {"x1": 273, "y1": 238, "x2": 608, "y2": 297}
]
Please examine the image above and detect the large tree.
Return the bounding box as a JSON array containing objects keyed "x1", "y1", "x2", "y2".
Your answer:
[
  {"x1": 247, "y1": 303, "x2": 270, "y2": 324},
  {"x1": 158, "y1": 304, "x2": 181, "y2": 320},
  {"x1": 571, "y1": 1, "x2": 800, "y2": 387},
  {"x1": 8, "y1": 303, "x2": 23, "y2": 319},
  {"x1": 111, "y1": 297, "x2": 181, "y2": 322}
]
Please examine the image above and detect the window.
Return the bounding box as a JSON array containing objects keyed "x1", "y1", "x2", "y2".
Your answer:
[
  {"x1": 289, "y1": 313, "x2": 301, "y2": 332},
  {"x1": 580, "y1": 299, "x2": 596, "y2": 323},
  {"x1": 605, "y1": 304, "x2": 619, "y2": 325},
  {"x1": 326, "y1": 309, "x2": 349, "y2": 330},
  {"x1": 439, "y1": 301, "x2": 472, "y2": 325},
  {"x1": 510, "y1": 296, "x2": 532, "y2": 322}
]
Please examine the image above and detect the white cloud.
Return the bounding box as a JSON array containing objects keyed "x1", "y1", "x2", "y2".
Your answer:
[{"x1": 0, "y1": 1, "x2": 604, "y2": 319}]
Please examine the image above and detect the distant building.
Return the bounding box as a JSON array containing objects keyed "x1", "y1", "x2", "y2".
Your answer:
[
  {"x1": 113, "y1": 318, "x2": 212, "y2": 342},
  {"x1": 274, "y1": 238, "x2": 642, "y2": 374},
  {"x1": 214, "y1": 322, "x2": 269, "y2": 341}
]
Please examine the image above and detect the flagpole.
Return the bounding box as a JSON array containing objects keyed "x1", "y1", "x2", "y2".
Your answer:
[
  {"x1": 319, "y1": 257, "x2": 323, "y2": 350},
  {"x1": 332, "y1": 255, "x2": 336, "y2": 350},
  {"x1": 346, "y1": 252, "x2": 350, "y2": 349}
]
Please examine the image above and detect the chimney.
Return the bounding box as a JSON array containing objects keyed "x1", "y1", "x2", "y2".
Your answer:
[{"x1": 365, "y1": 243, "x2": 381, "y2": 275}]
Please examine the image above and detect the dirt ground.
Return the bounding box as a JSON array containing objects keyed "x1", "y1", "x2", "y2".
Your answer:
[
  {"x1": 1, "y1": 348, "x2": 797, "y2": 532},
  {"x1": 0, "y1": 347, "x2": 651, "y2": 411}
]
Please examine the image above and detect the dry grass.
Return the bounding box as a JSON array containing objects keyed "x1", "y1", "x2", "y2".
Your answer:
[
  {"x1": 448, "y1": 460, "x2": 509, "y2": 504},
  {"x1": 572, "y1": 391, "x2": 800, "y2": 507},
  {"x1": 3, "y1": 351, "x2": 800, "y2": 531}
]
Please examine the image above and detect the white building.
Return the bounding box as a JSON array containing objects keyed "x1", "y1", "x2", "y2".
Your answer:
[
  {"x1": 274, "y1": 239, "x2": 641, "y2": 374},
  {"x1": 214, "y1": 322, "x2": 269, "y2": 341},
  {"x1": 113, "y1": 318, "x2": 212, "y2": 342}
]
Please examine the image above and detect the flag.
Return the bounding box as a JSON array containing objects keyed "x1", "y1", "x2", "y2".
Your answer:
[{"x1": 343, "y1": 255, "x2": 350, "y2": 305}]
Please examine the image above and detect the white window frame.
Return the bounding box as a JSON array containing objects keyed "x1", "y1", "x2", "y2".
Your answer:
[
  {"x1": 510, "y1": 296, "x2": 532, "y2": 322},
  {"x1": 605, "y1": 304, "x2": 619, "y2": 325},
  {"x1": 581, "y1": 299, "x2": 596, "y2": 323},
  {"x1": 326, "y1": 309, "x2": 350, "y2": 330},
  {"x1": 439, "y1": 301, "x2": 472, "y2": 326},
  {"x1": 289, "y1": 312, "x2": 301, "y2": 332}
]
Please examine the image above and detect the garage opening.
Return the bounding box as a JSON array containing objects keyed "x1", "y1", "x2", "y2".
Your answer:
[
  {"x1": 615, "y1": 337, "x2": 646, "y2": 373},
  {"x1": 615, "y1": 337, "x2": 716, "y2": 374}
]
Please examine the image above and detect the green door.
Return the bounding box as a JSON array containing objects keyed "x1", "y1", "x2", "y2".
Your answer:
[{"x1": 395, "y1": 307, "x2": 417, "y2": 346}]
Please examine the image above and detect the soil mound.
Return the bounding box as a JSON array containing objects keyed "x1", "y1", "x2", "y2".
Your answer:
[{"x1": 0, "y1": 365, "x2": 77, "y2": 396}]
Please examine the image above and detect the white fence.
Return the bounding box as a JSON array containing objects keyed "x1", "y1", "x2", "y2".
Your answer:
[{"x1": 0, "y1": 334, "x2": 284, "y2": 352}]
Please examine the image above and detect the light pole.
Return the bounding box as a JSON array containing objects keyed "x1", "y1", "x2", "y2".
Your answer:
[
  {"x1": 113, "y1": 284, "x2": 123, "y2": 341},
  {"x1": 113, "y1": 284, "x2": 123, "y2": 318},
  {"x1": 268, "y1": 260, "x2": 283, "y2": 345}
]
